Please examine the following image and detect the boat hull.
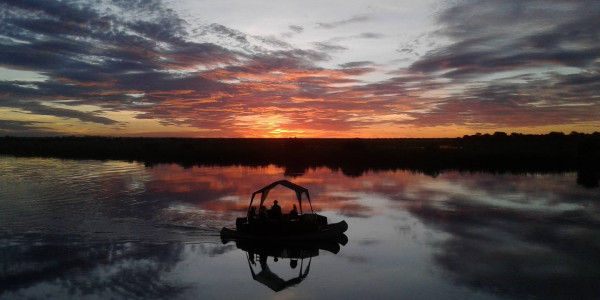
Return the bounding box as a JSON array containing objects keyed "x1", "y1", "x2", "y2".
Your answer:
[{"x1": 220, "y1": 220, "x2": 348, "y2": 243}]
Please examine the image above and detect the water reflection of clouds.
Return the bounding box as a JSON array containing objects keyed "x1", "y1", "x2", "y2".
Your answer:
[
  {"x1": 399, "y1": 173, "x2": 600, "y2": 300},
  {"x1": 3, "y1": 157, "x2": 599, "y2": 299},
  {"x1": 1, "y1": 238, "x2": 191, "y2": 299},
  {"x1": 290, "y1": 168, "x2": 599, "y2": 299},
  {"x1": 142, "y1": 165, "x2": 386, "y2": 220},
  {"x1": 400, "y1": 173, "x2": 596, "y2": 212}
]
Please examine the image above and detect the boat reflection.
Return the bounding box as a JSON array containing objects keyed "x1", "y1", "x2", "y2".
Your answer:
[{"x1": 224, "y1": 235, "x2": 348, "y2": 292}]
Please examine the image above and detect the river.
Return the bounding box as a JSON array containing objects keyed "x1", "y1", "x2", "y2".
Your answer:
[{"x1": 0, "y1": 156, "x2": 598, "y2": 299}]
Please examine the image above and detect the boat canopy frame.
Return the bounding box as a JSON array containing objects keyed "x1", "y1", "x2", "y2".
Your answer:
[
  {"x1": 248, "y1": 180, "x2": 314, "y2": 216},
  {"x1": 246, "y1": 252, "x2": 312, "y2": 292}
]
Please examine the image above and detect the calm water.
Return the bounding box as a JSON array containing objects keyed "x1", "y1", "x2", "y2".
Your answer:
[{"x1": 1, "y1": 156, "x2": 599, "y2": 300}]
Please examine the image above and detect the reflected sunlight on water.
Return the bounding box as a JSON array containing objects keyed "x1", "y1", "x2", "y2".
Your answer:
[{"x1": 0, "y1": 156, "x2": 599, "y2": 300}]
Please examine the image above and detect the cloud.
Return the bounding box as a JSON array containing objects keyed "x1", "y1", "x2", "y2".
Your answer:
[
  {"x1": 411, "y1": 0, "x2": 600, "y2": 78},
  {"x1": 204, "y1": 23, "x2": 249, "y2": 44},
  {"x1": 313, "y1": 42, "x2": 348, "y2": 52},
  {"x1": 0, "y1": 0, "x2": 248, "y2": 134},
  {"x1": 1, "y1": 0, "x2": 598, "y2": 137},
  {"x1": 254, "y1": 35, "x2": 293, "y2": 49},
  {"x1": 282, "y1": 25, "x2": 304, "y2": 38},
  {"x1": 3, "y1": 100, "x2": 121, "y2": 126},
  {"x1": 289, "y1": 25, "x2": 304, "y2": 34},
  {"x1": 389, "y1": 71, "x2": 600, "y2": 129},
  {"x1": 397, "y1": 48, "x2": 418, "y2": 56},
  {"x1": 327, "y1": 32, "x2": 386, "y2": 44},
  {"x1": 317, "y1": 14, "x2": 371, "y2": 29},
  {"x1": 357, "y1": 32, "x2": 385, "y2": 39},
  {"x1": 0, "y1": 120, "x2": 50, "y2": 133},
  {"x1": 391, "y1": 0, "x2": 600, "y2": 130},
  {"x1": 339, "y1": 61, "x2": 374, "y2": 68},
  {"x1": 0, "y1": 1, "x2": 240, "y2": 80}
]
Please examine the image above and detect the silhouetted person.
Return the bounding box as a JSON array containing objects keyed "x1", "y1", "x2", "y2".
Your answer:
[
  {"x1": 271, "y1": 200, "x2": 282, "y2": 220},
  {"x1": 259, "y1": 205, "x2": 269, "y2": 222},
  {"x1": 290, "y1": 259, "x2": 298, "y2": 269},
  {"x1": 290, "y1": 204, "x2": 298, "y2": 219},
  {"x1": 248, "y1": 206, "x2": 257, "y2": 223}
]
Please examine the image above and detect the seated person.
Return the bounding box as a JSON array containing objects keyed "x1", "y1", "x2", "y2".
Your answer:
[
  {"x1": 289, "y1": 204, "x2": 299, "y2": 219},
  {"x1": 259, "y1": 205, "x2": 269, "y2": 222},
  {"x1": 248, "y1": 206, "x2": 257, "y2": 223}
]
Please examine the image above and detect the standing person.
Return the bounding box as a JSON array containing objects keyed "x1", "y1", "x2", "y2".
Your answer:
[{"x1": 271, "y1": 200, "x2": 282, "y2": 220}]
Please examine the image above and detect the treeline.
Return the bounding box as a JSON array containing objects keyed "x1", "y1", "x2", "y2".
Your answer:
[{"x1": 1, "y1": 133, "x2": 599, "y2": 187}]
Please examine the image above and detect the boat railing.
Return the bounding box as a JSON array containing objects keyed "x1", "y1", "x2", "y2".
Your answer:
[{"x1": 238, "y1": 213, "x2": 326, "y2": 227}]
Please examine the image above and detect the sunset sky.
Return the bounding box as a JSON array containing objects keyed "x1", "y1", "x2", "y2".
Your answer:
[{"x1": 1, "y1": 0, "x2": 599, "y2": 137}]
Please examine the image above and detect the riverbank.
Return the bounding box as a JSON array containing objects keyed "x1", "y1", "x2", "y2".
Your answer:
[{"x1": 1, "y1": 133, "x2": 599, "y2": 186}]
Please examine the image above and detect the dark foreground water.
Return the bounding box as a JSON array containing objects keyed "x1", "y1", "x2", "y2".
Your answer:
[{"x1": 1, "y1": 156, "x2": 599, "y2": 300}]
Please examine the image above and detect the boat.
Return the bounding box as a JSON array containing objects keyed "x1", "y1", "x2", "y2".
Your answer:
[{"x1": 220, "y1": 180, "x2": 348, "y2": 242}]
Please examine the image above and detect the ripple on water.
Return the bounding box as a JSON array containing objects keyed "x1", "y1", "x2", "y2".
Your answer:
[{"x1": 0, "y1": 156, "x2": 219, "y2": 244}]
